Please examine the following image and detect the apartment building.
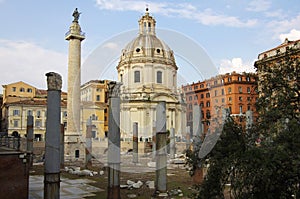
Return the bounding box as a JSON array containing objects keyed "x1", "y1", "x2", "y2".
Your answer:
[{"x1": 183, "y1": 71, "x2": 258, "y2": 133}]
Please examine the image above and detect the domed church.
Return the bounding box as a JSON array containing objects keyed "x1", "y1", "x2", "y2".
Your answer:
[{"x1": 117, "y1": 9, "x2": 186, "y2": 141}]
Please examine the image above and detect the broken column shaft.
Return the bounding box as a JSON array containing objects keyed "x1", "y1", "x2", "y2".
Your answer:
[
  {"x1": 133, "y1": 122, "x2": 138, "y2": 163},
  {"x1": 155, "y1": 101, "x2": 167, "y2": 193},
  {"x1": 86, "y1": 118, "x2": 93, "y2": 167},
  {"x1": 44, "y1": 72, "x2": 62, "y2": 199},
  {"x1": 26, "y1": 115, "x2": 33, "y2": 166},
  {"x1": 107, "y1": 81, "x2": 122, "y2": 199},
  {"x1": 170, "y1": 127, "x2": 175, "y2": 159}
]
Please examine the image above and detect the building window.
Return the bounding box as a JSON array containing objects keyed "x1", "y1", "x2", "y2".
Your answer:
[
  {"x1": 200, "y1": 102, "x2": 204, "y2": 107},
  {"x1": 247, "y1": 106, "x2": 251, "y2": 111},
  {"x1": 27, "y1": 110, "x2": 32, "y2": 116},
  {"x1": 239, "y1": 96, "x2": 243, "y2": 101},
  {"x1": 247, "y1": 97, "x2": 251, "y2": 102},
  {"x1": 214, "y1": 90, "x2": 218, "y2": 96},
  {"x1": 13, "y1": 110, "x2": 20, "y2": 116},
  {"x1": 229, "y1": 97, "x2": 232, "y2": 102},
  {"x1": 194, "y1": 95, "x2": 198, "y2": 100},
  {"x1": 189, "y1": 96, "x2": 192, "y2": 101},
  {"x1": 200, "y1": 84, "x2": 204, "y2": 88},
  {"x1": 120, "y1": 74, "x2": 123, "y2": 83},
  {"x1": 228, "y1": 87, "x2": 232, "y2": 94},
  {"x1": 238, "y1": 87, "x2": 242, "y2": 93},
  {"x1": 228, "y1": 77, "x2": 231, "y2": 82},
  {"x1": 201, "y1": 94, "x2": 204, "y2": 99},
  {"x1": 214, "y1": 80, "x2": 217, "y2": 85},
  {"x1": 221, "y1": 79, "x2": 224, "y2": 84},
  {"x1": 12, "y1": 87, "x2": 16, "y2": 92},
  {"x1": 229, "y1": 106, "x2": 232, "y2": 113},
  {"x1": 36, "y1": 110, "x2": 41, "y2": 118},
  {"x1": 247, "y1": 87, "x2": 251, "y2": 93},
  {"x1": 222, "y1": 98, "x2": 225, "y2": 103},
  {"x1": 215, "y1": 99, "x2": 218, "y2": 103},
  {"x1": 75, "y1": 150, "x2": 80, "y2": 158},
  {"x1": 246, "y1": 76, "x2": 250, "y2": 82},
  {"x1": 20, "y1": 87, "x2": 25, "y2": 92},
  {"x1": 194, "y1": 85, "x2": 198, "y2": 89},
  {"x1": 206, "y1": 101, "x2": 210, "y2": 107},
  {"x1": 238, "y1": 76, "x2": 242, "y2": 81},
  {"x1": 206, "y1": 93, "x2": 210, "y2": 98},
  {"x1": 157, "y1": 71, "x2": 162, "y2": 83},
  {"x1": 206, "y1": 110, "x2": 211, "y2": 119},
  {"x1": 13, "y1": 120, "x2": 19, "y2": 127},
  {"x1": 189, "y1": 104, "x2": 192, "y2": 110},
  {"x1": 35, "y1": 120, "x2": 42, "y2": 128},
  {"x1": 134, "y1": 71, "x2": 140, "y2": 83},
  {"x1": 239, "y1": 106, "x2": 243, "y2": 114},
  {"x1": 221, "y1": 89, "x2": 224, "y2": 95},
  {"x1": 27, "y1": 88, "x2": 33, "y2": 93},
  {"x1": 96, "y1": 95, "x2": 100, "y2": 101}
]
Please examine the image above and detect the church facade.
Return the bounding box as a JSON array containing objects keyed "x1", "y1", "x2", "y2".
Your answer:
[{"x1": 116, "y1": 10, "x2": 186, "y2": 141}]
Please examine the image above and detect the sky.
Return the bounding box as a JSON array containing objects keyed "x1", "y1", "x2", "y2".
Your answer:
[{"x1": 0, "y1": 0, "x2": 300, "y2": 93}]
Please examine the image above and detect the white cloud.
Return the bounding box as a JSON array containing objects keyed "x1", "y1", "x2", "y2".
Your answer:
[
  {"x1": 267, "y1": 14, "x2": 300, "y2": 41},
  {"x1": 95, "y1": 0, "x2": 257, "y2": 27},
  {"x1": 279, "y1": 29, "x2": 300, "y2": 42},
  {"x1": 218, "y1": 58, "x2": 256, "y2": 74},
  {"x1": 0, "y1": 40, "x2": 67, "y2": 93},
  {"x1": 247, "y1": 0, "x2": 271, "y2": 12}
]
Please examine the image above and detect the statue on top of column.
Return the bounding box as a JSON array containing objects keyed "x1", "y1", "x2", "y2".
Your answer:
[{"x1": 72, "y1": 8, "x2": 81, "y2": 23}]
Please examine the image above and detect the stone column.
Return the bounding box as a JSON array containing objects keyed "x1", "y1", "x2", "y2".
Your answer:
[
  {"x1": 155, "y1": 101, "x2": 167, "y2": 194},
  {"x1": 186, "y1": 126, "x2": 191, "y2": 150},
  {"x1": 60, "y1": 124, "x2": 64, "y2": 169},
  {"x1": 133, "y1": 122, "x2": 138, "y2": 163},
  {"x1": 246, "y1": 110, "x2": 253, "y2": 130},
  {"x1": 44, "y1": 72, "x2": 62, "y2": 199},
  {"x1": 170, "y1": 127, "x2": 175, "y2": 159},
  {"x1": 65, "y1": 8, "x2": 86, "y2": 164},
  {"x1": 193, "y1": 105, "x2": 202, "y2": 149},
  {"x1": 86, "y1": 118, "x2": 92, "y2": 167},
  {"x1": 26, "y1": 115, "x2": 33, "y2": 166},
  {"x1": 107, "y1": 81, "x2": 122, "y2": 199}
]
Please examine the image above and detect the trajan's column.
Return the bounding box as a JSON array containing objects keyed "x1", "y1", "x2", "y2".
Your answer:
[{"x1": 65, "y1": 8, "x2": 85, "y2": 164}]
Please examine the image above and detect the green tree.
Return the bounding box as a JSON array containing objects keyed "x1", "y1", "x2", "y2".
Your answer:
[{"x1": 187, "y1": 49, "x2": 300, "y2": 198}]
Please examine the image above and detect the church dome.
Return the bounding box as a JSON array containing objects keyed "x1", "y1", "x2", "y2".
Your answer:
[{"x1": 118, "y1": 10, "x2": 176, "y2": 68}]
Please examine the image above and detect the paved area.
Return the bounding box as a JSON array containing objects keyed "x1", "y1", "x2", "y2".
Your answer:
[{"x1": 29, "y1": 175, "x2": 104, "y2": 199}]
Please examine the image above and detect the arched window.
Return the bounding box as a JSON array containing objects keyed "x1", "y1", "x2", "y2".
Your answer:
[
  {"x1": 157, "y1": 71, "x2": 162, "y2": 83},
  {"x1": 134, "y1": 71, "x2": 140, "y2": 83}
]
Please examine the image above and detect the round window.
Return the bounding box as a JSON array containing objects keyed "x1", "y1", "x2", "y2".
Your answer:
[
  {"x1": 136, "y1": 48, "x2": 140, "y2": 53},
  {"x1": 156, "y1": 49, "x2": 160, "y2": 53}
]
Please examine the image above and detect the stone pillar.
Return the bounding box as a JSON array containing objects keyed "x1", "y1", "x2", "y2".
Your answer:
[
  {"x1": 107, "y1": 81, "x2": 122, "y2": 199},
  {"x1": 152, "y1": 119, "x2": 156, "y2": 160},
  {"x1": 44, "y1": 72, "x2": 62, "y2": 199},
  {"x1": 60, "y1": 124, "x2": 64, "y2": 169},
  {"x1": 155, "y1": 101, "x2": 167, "y2": 194},
  {"x1": 186, "y1": 126, "x2": 191, "y2": 150},
  {"x1": 65, "y1": 8, "x2": 86, "y2": 164},
  {"x1": 26, "y1": 115, "x2": 33, "y2": 166},
  {"x1": 193, "y1": 105, "x2": 202, "y2": 149},
  {"x1": 246, "y1": 110, "x2": 253, "y2": 130},
  {"x1": 170, "y1": 127, "x2": 175, "y2": 159},
  {"x1": 86, "y1": 118, "x2": 92, "y2": 167},
  {"x1": 133, "y1": 122, "x2": 138, "y2": 163}
]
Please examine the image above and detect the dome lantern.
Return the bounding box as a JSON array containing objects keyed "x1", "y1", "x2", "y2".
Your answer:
[{"x1": 138, "y1": 8, "x2": 156, "y2": 35}]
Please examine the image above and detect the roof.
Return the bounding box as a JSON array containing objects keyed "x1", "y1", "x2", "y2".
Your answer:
[{"x1": 5, "y1": 99, "x2": 67, "y2": 107}]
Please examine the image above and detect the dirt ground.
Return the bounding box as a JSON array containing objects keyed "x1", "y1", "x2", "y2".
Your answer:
[{"x1": 30, "y1": 163, "x2": 196, "y2": 199}]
